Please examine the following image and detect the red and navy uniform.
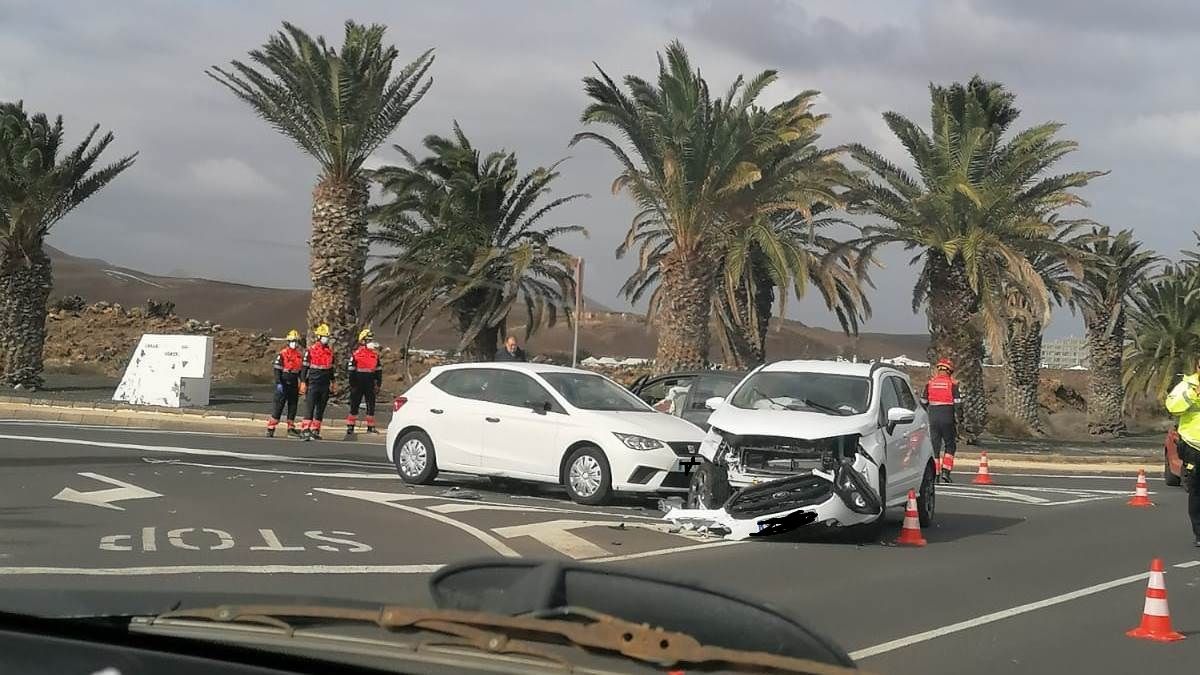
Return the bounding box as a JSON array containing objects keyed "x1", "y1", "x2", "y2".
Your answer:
[
  {"x1": 346, "y1": 344, "x2": 383, "y2": 432},
  {"x1": 921, "y1": 373, "x2": 961, "y2": 470},
  {"x1": 267, "y1": 345, "x2": 303, "y2": 432},
  {"x1": 300, "y1": 342, "x2": 335, "y2": 434}
]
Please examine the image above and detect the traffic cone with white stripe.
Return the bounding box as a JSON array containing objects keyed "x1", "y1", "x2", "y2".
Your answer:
[
  {"x1": 1127, "y1": 469, "x2": 1154, "y2": 507},
  {"x1": 971, "y1": 451, "x2": 994, "y2": 485},
  {"x1": 1127, "y1": 558, "x2": 1184, "y2": 642},
  {"x1": 894, "y1": 489, "x2": 927, "y2": 547}
]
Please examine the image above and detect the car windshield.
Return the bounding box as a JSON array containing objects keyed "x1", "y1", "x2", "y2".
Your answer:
[
  {"x1": 540, "y1": 372, "x2": 654, "y2": 412},
  {"x1": 728, "y1": 371, "x2": 870, "y2": 415}
]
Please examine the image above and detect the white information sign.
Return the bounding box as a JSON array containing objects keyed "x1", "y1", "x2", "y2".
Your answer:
[{"x1": 112, "y1": 334, "x2": 213, "y2": 407}]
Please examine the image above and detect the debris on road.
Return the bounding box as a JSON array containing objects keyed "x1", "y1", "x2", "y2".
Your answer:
[{"x1": 439, "y1": 487, "x2": 482, "y2": 500}]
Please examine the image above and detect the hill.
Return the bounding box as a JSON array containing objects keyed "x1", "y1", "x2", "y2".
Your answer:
[{"x1": 45, "y1": 245, "x2": 926, "y2": 360}]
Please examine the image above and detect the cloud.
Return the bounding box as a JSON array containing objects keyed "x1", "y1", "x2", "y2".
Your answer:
[
  {"x1": 186, "y1": 158, "x2": 283, "y2": 197},
  {"x1": 1119, "y1": 111, "x2": 1200, "y2": 158}
]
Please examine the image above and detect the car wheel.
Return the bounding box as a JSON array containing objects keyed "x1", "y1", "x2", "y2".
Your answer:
[
  {"x1": 686, "y1": 459, "x2": 731, "y2": 509},
  {"x1": 1165, "y1": 451, "x2": 1182, "y2": 487},
  {"x1": 563, "y1": 446, "x2": 612, "y2": 505},
  {"x1": 917, "y1": 461, "x2": 936, "y2": 527},
  {"x1": 394, "y1": 430, "x2": 438, "y2": 485}
]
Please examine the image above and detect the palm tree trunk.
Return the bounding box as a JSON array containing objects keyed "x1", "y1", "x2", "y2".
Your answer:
[
  {"x1": 306, "y1": 176, "x2": 370, "y2": 374},
  {"x1": 1085, "y1": 309, "x2": 1127, "y2": 436},
  {"x1": 1, "y1": 252, "x2": 53, "y2": 389},
  {"x1": 1002, "y1": 320, "x2": 1044, "y2": 433},
  {"x1": 715, "y1": 274, "x2": 768, "y2": 369},
  {"x1": 925, "y1": 253, "x2": 987, "y2": 442},
  {"x1": 655, "y1": 249, "x2": 716, "y2": 374}
]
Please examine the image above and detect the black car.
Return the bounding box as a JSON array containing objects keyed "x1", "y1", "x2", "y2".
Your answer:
[{"x1": 629, "y1": 370, "x2": 747, "y2": 429}]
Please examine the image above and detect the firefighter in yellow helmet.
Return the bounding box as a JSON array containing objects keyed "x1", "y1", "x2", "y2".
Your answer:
[
  {"x1": 345, "y1": 327, "x2": 383, "y2": 437},
  {"x1": 266, "y1": 329, "x2": 304, "y2": 437},
  {"x1": 299, "y1": 323, "x2": 336, "y2": 441}
]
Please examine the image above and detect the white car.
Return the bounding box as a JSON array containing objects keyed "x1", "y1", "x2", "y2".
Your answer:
[
  {"x1": 665, "y1": 360, "x2": 936, "y2": 540},
  {"x1": 385, "y1": 362, "x2": 706, "y2": 505}
]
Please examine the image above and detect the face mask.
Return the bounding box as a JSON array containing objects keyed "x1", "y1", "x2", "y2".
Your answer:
[
  {"x1": 319, "y1": 336, "x2": 329, "y2": 345},
  {"x1": 287, "y1": 341, "x2": 298, "y2": 349},
  {"x1": 368, "y1": 341, "x2": 380, "y2": 350}
]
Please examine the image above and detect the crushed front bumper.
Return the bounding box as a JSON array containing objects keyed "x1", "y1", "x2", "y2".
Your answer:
[{"x1": 663, "y1": 457, "x2": 881, "y2": 540}]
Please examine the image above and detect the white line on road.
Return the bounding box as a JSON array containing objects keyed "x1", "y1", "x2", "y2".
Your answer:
[
  {"x1": 589, "y1": 540, "x2": 742, "y2": 564},
  {"x1": 314, "y1": 488, "x2": 520, "y2": 558},
  {"x1": 848, "y1": 569, "x2": 1151, "y2": 661},
  {"x1": 951, "y1": 471, "x2": 1153, "y2": 481},
  {"x1": 143, "y1": 457, "x2": 398, "y2": 480},
  {"x1": 0, "y1": 564, "x2": 442, "y2": 575},
  {"x1": 1174, "y1": 560, "x2": 1200, "y2": 568}
]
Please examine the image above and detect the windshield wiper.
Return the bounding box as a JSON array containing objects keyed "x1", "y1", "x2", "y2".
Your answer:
[
  {"x1": 148, "y1": 604, "x2": 858, "y2": 674},
  {"x1": 801, "y1": 398, "x2": 849, "y2": 416}
]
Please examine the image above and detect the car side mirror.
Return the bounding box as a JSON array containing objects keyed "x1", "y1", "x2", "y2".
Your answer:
[
  {"x1": 886, "y1": 406, "x2": 914, "y2": 432},
  {"x1": 705, "y1": 396, "x2": 725, "y2": 411}
]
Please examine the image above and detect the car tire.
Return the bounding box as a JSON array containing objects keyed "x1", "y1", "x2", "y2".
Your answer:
[
  {"x1": 858, "y1": 468, "x2": 888, "y2": 542},
  {"x1": 686, "y1": 459, "x2": 732, "y2": 509},
  {"x1": 563, "y1": 446, "x2": 612, "y2": 505},
  {"x1": 1165, "y1": 451, "x2": 1182, "y2": 487},
  {"x1": 917, "y1": 461, "x2": 936, "y2": 528},
  {"x1": 393, "y1": 430, "x2": 438, "y2": 485}
]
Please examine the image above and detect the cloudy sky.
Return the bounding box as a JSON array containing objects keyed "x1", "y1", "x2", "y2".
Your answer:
[{"x1": 2, "y1": 0, "x2": 1196, "y2": 338}]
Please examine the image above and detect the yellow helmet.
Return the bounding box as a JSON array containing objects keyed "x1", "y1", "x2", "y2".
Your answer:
[
  {"x1": 285, "y1": 329, "x2": 301, "y2": 341},
  {"x1": 358, "y1": 327, "x2": 374, "y2": 342},
  {"x1": 313, "y1": 323, "x2": 331, "y2": 337}
]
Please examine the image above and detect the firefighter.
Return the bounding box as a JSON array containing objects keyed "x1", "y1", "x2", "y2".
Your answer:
[
  {"x1": 345, "y1": 328, "x2": 383, "y2": 437},
  {"x1": 299, "y1": 323, "x2": 336, "y2": 441},
  {"x1": 266, "y1": 329, "x2": 303, "y2": 438},
  {"x1": 920, "y1": 358, "x2": 961, "y2": 483}
]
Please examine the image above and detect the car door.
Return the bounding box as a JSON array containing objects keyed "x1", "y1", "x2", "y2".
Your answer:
[
  {"x1": 477, "y1": 370, "x2": 565, "y2": 479},
  {"x1": 878, "y1": 375, "x2": 919, "y2": 494},
  {"x1": 424, "y1": 369, "x2": 490, "y2": 469}
]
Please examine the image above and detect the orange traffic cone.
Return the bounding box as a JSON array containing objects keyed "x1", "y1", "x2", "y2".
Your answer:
[
  {"x1": 1127, "y1": 469, "x2": 1154, "y2": 507},
  {"x1": 971, "y1": 451, "x2": 994, "y2": 485},
  {"x1": 1127, "y1": 558, "x2": 1184, "y2": 642},
  {"x1": 894, "y1": 489, "x2": 927, "y2": 547}
]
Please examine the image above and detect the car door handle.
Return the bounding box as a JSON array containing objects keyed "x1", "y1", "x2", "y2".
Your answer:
[
  {"x1": 485, "y1": 417, "x2": 500, "y2": 423},
  {"x1": 430, "y1": 408, "x2": 443, "y2": 415}
]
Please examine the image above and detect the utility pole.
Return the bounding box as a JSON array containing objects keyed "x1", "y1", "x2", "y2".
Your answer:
[{"x1": 572, "y1": 257, "x2": 583, "y2": 368}]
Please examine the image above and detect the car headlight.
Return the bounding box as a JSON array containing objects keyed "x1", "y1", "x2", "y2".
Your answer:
[
  {"x1": 833, "y1": 459, "x2": 880, "y2": 515},
  {"x1": 612, "y1": 432, "x2": 664, "y2": 451}
]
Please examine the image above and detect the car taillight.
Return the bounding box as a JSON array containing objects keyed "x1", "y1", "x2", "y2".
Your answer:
[{"x1": 393, "y1": 396, "x2": 407, "y2": 412}]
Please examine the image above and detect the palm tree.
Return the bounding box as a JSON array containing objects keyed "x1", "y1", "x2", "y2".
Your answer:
[
  {"x1": 208, "y1": 21, "x2": 433, "y2": 361},
  {"x1": 0, "y1": 102, "x2": 136, "y2": 389},
  {"x1": 1124, "y1": 265, "x2": 1200, "y2": 403},
  {"x1": 1073, "y1": 228, "x2": 1161, "y2": 435},
  {"x1": 995, "y1": 221, "x2": 1091, "y2": 433},
  {"x1": 367, "y1": 124, "x2": 585, "y2": 361},
  {"x1": 848, "y1": 76, "x2": 1104, "y2": 441},
  {"x1": 572, "y1": 41, "x2": 792, "y2": 373}
]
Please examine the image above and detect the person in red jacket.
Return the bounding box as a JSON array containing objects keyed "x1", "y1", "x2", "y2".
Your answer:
[
  {"x1": 266, "y1": 329, "x2": 304, "y2": 438},
  {"x1": 920, "y1": 358, "x2": 961, "y2": 483},
  {"x1": 345, "y1": 328, "x2": 383, "y2": 437},
  {"x1": 299, "y1": 323, "x2": 336, "y2": 441}
]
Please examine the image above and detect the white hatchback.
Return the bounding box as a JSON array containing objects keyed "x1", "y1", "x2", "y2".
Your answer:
[{"x1": 385, "y1": 363, "x2": 706, "y2": 505}]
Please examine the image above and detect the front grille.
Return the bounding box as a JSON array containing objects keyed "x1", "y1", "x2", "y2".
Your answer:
[
  {"x1": 668, "y1": 441, "x2": 701, "y2": 457},
  {"x1": 660, "y1": 472, "x2": 691, "y2": 489},
  {"x1": 725, "y1": 474, "x2": 832, "y2": 520}
]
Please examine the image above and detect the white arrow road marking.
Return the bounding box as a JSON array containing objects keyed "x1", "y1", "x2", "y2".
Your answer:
[
  {"x1": 0, "y1": 565, "x2": 441, "y2": 576},
  {"x1": 313, "y1": 488, "x2": 519, "y2": 558},
  {"x1": 938, "y1": 487, "x2": 1050, "y2": 504},
  {"x1": 53, "y1": 472, "x2": 162, "y2": 511}
]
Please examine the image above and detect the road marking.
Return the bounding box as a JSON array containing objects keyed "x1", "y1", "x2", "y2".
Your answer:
[
  {"x1": 494, "y1": 520, "x2": 612, "y2": 559},
  {"x1": 146, "y1": 457, "x2": 398, "y2": 480},
  {"x1": 250, "y1": 528, "x2": 305, "y2": 552},
  {"x1": 0, "y1": 420, "x2": 238, "y2": 436},
  {"x1": 950, "y1": 471, "x2": 1153, "y2": 481},
  {"x1": 428, "y1": 503, "x2": 559, "y2": 514},
  {"x1": 589, "y1": 540, "x2": 742, "y2": 563},
  {"x1": 849, "y1": 569, "x2": 1152, "y2": 661},
  {"x1": 53, "y1": 472, "x2": 162, "y2": 511},
  {"x1": 0, "y1": 564, "x2": 441, "y2": 575},
  {"x1": 167, "y1": 528, "x2": 234, "y2": 551},
  {"x1": 314, "y1": 488, "x2": 520, "y2": 558},
  {"x1": 1175, "y1": 560, "x2": 1200, "y2": 568}
]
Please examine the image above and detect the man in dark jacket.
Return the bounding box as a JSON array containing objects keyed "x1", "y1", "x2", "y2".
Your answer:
[{"x1": 495, "y1": 335, "x2": 527, "y2": 362}]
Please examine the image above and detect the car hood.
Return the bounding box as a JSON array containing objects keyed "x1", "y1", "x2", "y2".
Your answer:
[
  {"x1": 707, "y1": 405, "x2": 875, "y2": 439},
  {"x1": 583, "y1": 410, "x2": 705, "y2": 441}
]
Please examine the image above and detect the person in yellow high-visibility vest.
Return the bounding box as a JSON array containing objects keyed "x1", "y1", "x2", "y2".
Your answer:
[{"x1": 1164, "y1": 369, "x2": 1200, "y2": 547}]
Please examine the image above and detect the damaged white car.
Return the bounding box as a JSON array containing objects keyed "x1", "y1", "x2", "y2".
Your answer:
[{"x1": 664, "y1": 360, "x2": 936, "y2": 540}]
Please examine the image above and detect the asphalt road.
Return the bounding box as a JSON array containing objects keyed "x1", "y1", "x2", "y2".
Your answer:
[{"x1": 1, "y1": 419, "x2": 1197, "y2": 674}]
